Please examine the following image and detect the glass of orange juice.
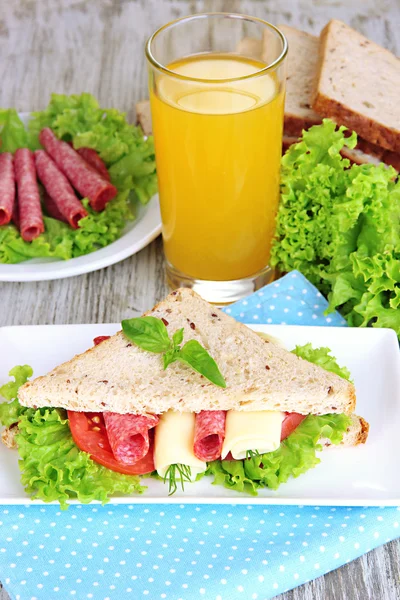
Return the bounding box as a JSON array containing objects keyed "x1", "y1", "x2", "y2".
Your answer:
[{"x1": 146, "y1": 13, "x2": 287, "y2": 303}]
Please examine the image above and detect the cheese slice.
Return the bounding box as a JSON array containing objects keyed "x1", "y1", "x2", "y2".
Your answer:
[
  {"x1": 221, "y1": 410, "x2": 284, "y2": 460},
  {"x1": 154, "y1": 410, "x2": 207, "y2": 480}
]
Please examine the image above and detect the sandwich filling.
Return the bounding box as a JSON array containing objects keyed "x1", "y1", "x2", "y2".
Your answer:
[{"x1": 0, "y1": 336, "x2": 361, "y2": 508}]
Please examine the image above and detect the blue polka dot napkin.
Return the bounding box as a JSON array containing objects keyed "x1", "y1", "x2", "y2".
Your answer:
[{"x1": 0, "y1": 270, "x2": 398, "y2": 600}]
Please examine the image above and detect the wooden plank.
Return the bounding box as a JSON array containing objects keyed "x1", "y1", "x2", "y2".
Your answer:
[{"x1": 0, "y1": 1, "x2": 399, "y2": 599}]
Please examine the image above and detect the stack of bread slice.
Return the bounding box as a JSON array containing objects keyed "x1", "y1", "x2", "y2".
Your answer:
[
  {"x1": 137, "y1": 19, "x2": 399, "y2": 171},
  {"x1": 280, "y1": 20, "x2": 399, "y2": 170}
]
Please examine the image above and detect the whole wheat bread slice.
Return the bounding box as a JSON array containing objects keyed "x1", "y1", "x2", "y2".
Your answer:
[
  {"x1": 312, "y1": 19, "x2": 400, "y2": 153},
  {"x1": 278, "y1": 25, "x2": 322, "y2": 137},
  {"x1": 322, "y1": 414, "x2": 369, "y2": 448},
  {"x1": 18, "y1": 289, "x2": 356, "y2": 416},
  {"x1": 136, "y1": 100, "x2": 152, "y2": 136}
]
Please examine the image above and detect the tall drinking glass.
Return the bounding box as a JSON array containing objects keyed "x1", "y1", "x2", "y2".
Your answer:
[{"x1": 146, "y1": 13, "x2": 287, "y2": 303}]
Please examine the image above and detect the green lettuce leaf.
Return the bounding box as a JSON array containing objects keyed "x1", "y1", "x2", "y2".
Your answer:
[
  {"x1": 0, "y1": 109, "x2": 29, "y2": 152},
  {"x1": 271, "y1": 119, "x2": 400, "y2": 338},
  {"x1": 292, "y1": 343, "x2": 352, "y2": 382},
  {"x1": 0, "y1": 365, "x2": 145, "y2": 508},
  {"x1": 0, "y1": 93, "x2": 157, "y2": 263},
  {"x1": 207, "y1": 413, "x2": 352, "y2": 494},
  {"x1": 17, "y1": 407, "x2": 145, "y2": 509}
]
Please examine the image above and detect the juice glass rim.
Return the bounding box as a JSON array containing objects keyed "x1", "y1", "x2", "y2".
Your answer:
[{"x1": 145, "y1": 12, "x2": 288, "y2": 83}]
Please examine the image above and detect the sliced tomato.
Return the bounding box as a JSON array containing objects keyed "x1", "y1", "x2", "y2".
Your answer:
[
  {"x1": 93, "y1": 335, "x2": 110, "y2": 346},
  {"x1": 281, "y1": 412, "x2": 307, "y2": 441},
  {"x1": 68, "y1": 411, "x2": 155, "y2": 475}
]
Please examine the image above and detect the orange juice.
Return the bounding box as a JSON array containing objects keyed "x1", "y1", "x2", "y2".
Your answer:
[{"x1": 150, "y1": 54, "x2": 284, "y2": 281}]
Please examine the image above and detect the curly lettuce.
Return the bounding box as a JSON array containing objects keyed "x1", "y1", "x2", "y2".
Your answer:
[
  {"x1": 292, "y1": 343, "x2": 352, "y2": 382},
  {"x1": 0, "y1": 93, "x2": 157, "y2": 263},
  {"x1": 0, "y1": 109, "x2": 29, "y2": 152},
  {"x1": 207, "y1": 413, "x2": 352, "y2": 494},
  {"x1": 271, "y1": 119, "x2": 400, "y2": 337},
  {"x1": 0, "y1": 366, "x2": 145, "y2": 508},
  {"x1": 207, "y1": 343, "x2": 353, "y2": 494}
]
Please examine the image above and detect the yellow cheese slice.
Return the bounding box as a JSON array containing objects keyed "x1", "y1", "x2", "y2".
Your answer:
[
  {"x1": 221, "y1": 410, "x2": 284, "y2": 460},
  {"x1": 154, "y1": 410, "x2": 207, "y2": 480}
]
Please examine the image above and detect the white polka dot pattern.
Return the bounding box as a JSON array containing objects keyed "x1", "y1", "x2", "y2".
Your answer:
[
  {"x1": 222, "y1": 270, "x2": 347, "y2": 327},
  {"x1": 0, "y1": 504, "x2": 399, "y2": 600},
  {"x1": 0, "y1": 271, "x2": 390, "y2": 600}
]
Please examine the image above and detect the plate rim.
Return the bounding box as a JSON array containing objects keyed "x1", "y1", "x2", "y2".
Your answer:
[{"x1": 0, "y1": 112, "x2": 161, "y2": 282}]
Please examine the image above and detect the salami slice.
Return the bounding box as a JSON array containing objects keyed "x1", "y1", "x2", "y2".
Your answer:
[
  {"x1": 104, "y1": 412, "x2": 159, "y2": 465},
  {"x1": 76, "y1": 147, "x2": 111, "y2": 182},
  {"x1": 194, "y1": 410, "x2": 226, "y2": 462},
  {"x1": 42, "y1": 190, "x2": 67, "y2": 224},
  {"x1": 39, "y1": 128, "x2": 117, "y2": 211},
  {"x1": 0, "y1": 153, "x2": 15, "y2": 226},
  {"x1": 35, "y1": 150, "x2": 88, "y2": 228},
  {"x1": 14, "y1": 148, "x2": 44, "y2": 242}
]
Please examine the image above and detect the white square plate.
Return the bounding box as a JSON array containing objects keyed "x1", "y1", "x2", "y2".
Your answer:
[{"x1": 0, "y1": 324, "x2": 399, "y2": 506}]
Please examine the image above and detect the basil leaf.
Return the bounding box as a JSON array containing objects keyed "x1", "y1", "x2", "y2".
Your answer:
[
  {"x1": 163, "y1": 349, "x2": 176, "y2": 370},
  {"x1": 177, "y1": 340, "x2": 226, "y2": 388},
  {"x1": 172, "y1": 328, "x2": 184, "y2": 348},
  {"x1": 122, "y1": 317, "x2": 171, "y2": 353}
]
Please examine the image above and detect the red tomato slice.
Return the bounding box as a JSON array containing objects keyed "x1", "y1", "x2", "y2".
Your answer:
[
  {"x1": 281, "y1": 412, "x2": 307, "y2": 441},
  {"x1": 93, "y1": 335, "x2": 110, "y2": 346},
  {"x1": 68, "y1": 411, "x2": 155, "y2": 475}
]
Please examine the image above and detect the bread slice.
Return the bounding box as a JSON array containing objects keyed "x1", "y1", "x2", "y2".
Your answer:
[
  {"x1": 340, "y1": 146, "x2": 383, "y2": 166},
  {"x1": 312, "y1": 19, "x2": 400, "y2": 153},
  {"x1": 322, "y1": 414, "x2": 369, "y2": 448},
  {"x1": 278, "y1": 25, "x2": 322, "y2": 137},
  {"x1": 18, "y1": 289, "x2": 356, "y2": 416},
  {"x1": 136, "y1": 100, "x2": 152, "y2": 136}
]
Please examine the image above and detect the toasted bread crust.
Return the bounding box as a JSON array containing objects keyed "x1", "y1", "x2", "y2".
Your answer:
[
  {"x1": 356, "y1": 416, "x2": 370, "y2": 445},
  {"x1": 312, "y1": 21, "x2": 400, "y2": 153},
  {"x1": 312, "y1": 92, "x2": 400, "y2": 153},
  {"x1": 284, "y1": 114, "x2": 321, "y2": 138}
]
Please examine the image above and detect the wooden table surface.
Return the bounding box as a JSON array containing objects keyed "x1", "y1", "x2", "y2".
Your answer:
[{"x1": 0, "y1": 1, "x2": 399, "y2": 599}]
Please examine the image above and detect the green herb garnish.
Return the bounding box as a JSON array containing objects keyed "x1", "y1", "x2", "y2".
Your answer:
[
  {"x1": 122, "y1": 316, "x2": 226, "y2": 388},
  {"x1": 164, "y1": 463, "x2": 192, "y2": 496},
  {"x1": 245, "y1": 449, "x2": 261, "y2": 460}
]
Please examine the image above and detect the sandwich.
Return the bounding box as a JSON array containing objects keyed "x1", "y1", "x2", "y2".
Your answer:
[{"x1": 0, "y1": 288, "x2": 369, "y2": 507}]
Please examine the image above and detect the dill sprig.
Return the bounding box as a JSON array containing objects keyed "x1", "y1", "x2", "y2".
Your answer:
[
  {"x1": 164, "y1": 463, "x2": 192, "y2": 496},
  {"x1": 245, "y1": 449, "x2": 261, "y2": 460}
]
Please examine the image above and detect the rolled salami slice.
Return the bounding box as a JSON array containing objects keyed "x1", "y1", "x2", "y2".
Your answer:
[
  {"x1": 42, "y1": 190, "x2": 67, "y2": 224},
  {"x1": 104, "y1": 412, "x2": 159, "y2": 465},
  {"x1": 35, "y1": 150, "x2": 88, "y2": 228},
  {"x1": 76, "y1": 147, "x2": 111, "y2": 182},
  {"x1": 14, "y1": 148, "x2": 44, "y2": 242},
  {"x1": 0, "y1": 153, "x2": 15, "y2": 226},
  {"x1": 194, "y1": 410, "x2": 226, "y2": 462},
  {"x1": 39, "y1": 128, "x2": 117, "y2": 211}
]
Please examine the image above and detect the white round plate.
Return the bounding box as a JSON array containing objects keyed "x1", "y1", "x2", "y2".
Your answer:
[{"x1": 0, "y1": 113, "x2": 161, "y2": 282}]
